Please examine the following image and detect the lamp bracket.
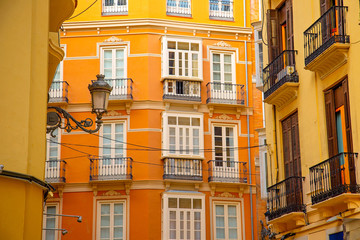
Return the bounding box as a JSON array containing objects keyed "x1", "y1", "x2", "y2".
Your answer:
[{"x1": 47, "y1": 106, "x2": 103, "y2": 137}]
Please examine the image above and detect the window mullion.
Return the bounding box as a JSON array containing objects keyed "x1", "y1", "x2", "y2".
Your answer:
[
  {"x1": 175, "y1": 51, "x2": 179, "y2": 76},
  {"x1": 112, "y1": 49, "x2": 116, "y2": 79},
  {"x1": 221, "y1": 53, "x2": 225, "y2": 85}
]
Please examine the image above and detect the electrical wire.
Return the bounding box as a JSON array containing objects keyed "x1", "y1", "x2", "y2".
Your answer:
[
  {"x1": 68, "y1": 0, "x2": 98, "y2": 20},
  {"x1": 48, "y1": 139, "x2": 266, "y2": 153}
]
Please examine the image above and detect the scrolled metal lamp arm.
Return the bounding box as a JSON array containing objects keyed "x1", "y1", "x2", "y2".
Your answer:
[{"x1": 46, "y1": 106, "x2": 104, "y2": 137}]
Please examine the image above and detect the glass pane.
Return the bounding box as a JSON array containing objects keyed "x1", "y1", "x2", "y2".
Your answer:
[
  {"x1": 170, "y1": 211, "x2": 176, "y2": 220},
  {"x1": 168, "y1": 41, "x2": 176, "y2": 49},
  {"x1": 101, "y1": 204, "x2": 110, "y2": 215},
  {"x1": 103, "y1": 125, "x2": 111, "y2": 134},
  {"x1": 228, "y1": 205, "x2": 236, "y2": 216},
  {"x1": 224, "y1": 54, "x2": 231, "y2": 63},
  {"x1": 114, "y1": 227, "x2": 123, "y2": 238},
  {"x1": 178, "y1": 117, "x2": 190, "y2": 126},
  {"x1": 46, "y1": 218, "x2": 55, "y2": 228},
  {"x1": 116, "y1": 50, "x2": 124, "y2": 58},
  {"x1": 114, "y1": 215, "x2": 123, "y2": 226},
  {"x1": 104, "y1": 69, "x2": 112, "y2": 78},
  {"x1": 216, "y1": 205, "x2": 224, "y2": 215},
  {"x1": 114, "y1": 203, "x2": 123, "y2": 214},
  {"x1": 213, "y1": 72, "x2": 221, "y2": 81},
  {"x1": 193, "y1": 199, "x2": 201, "y2": 209},
  {"x1": 192, "y1": 118, "x2": 200, "y2": 126},
  {"x1": 191, "y1": 43, "x2": 199, "y2": 51},
  {"x1": 213, "y1": 63, "x2": 220, "y2": 71},
  {"x1": 224, "y1": 63, "x2": 231, "y2": 72},
  {"x1": 47, "y1": 206, "x2": 56, "y2": 215},
  {"x1": 116, "y1": 69, "x2": 124, "y2": 78},
  {"x1": 179, "y1": 198, "x2": 191, "y2": 208},
  {"x1": 101, "y1": 216, "x2": 110, "y2": 226},
  {"x1": 216, "y1": 216, "x2": 225, "y2": 227},
  {"x1": 229, "y1": 229, "x2": 238, "y2": 239},
  {"x1": 195, "y1": 231, "x2": 201, "y2": 240},
  {"x1": 194, "y1": 212, "x2": 201, "y2": 220},
  {"x1": 168, "y1": 116, "x2": 177, "y2": 125},
  {"x1": 115, "y1": 124, "x2": 123, "y2": 133},
  {"x1": 213, "y1": 54, "x2": 220, "y2": 62},
  {"x1": 228, "y1": 217, "x2": 237, "y2": 228},
  {"x1": 178, "y1": 42, "x2": 189, "y2": 50},
  {"x1": 116, "y1": 59, "x2": 124, "y2": 68},
  {"x1": 104, "y1": 59, "x2": 112, "y2": 68},
  {"x1": 216, "y1": 228, "x2": 225, "y2": 239},
  {"x1": 104, "y1": 50, "x2": 112, "y2": 58},
  {"x1": 169, "y1": 198, "x2": 177, "y2": 208},
  {"x1": 100, "y1": 227, "x2": 110, "y2": 238}
]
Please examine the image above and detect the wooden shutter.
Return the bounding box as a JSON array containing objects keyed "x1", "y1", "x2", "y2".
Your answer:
[
  {"x1": 282, "y1": 117, "x2": 291, "y2": 178},
  {"x1": 267, "y1": 9, "x2": 280, "y2": 62},
  {"x1": 291, "y1": 112, "x2": 301, "y2": 177},
  {"x1": 324, "y1": 89, "x2": 338, "y2": 157},
  {"x1": 320, "y1": 0, "x2": 328, "y2": 15},
  {"x1": 285, "y1": 0, "x2": 294, "y2": 52}
]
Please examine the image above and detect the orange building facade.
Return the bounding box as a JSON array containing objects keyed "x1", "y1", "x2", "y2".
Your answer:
[{"x1": 44, "y1": 0, "x2": 264, "y2": 239}]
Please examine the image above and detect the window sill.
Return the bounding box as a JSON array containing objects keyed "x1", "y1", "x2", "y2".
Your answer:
[
  {"x1": 166, "y1": 12, "x2": 192, "y2": 18},
  {"x1": 209, "y1": 16, "x2": 234, "y2": 22}
]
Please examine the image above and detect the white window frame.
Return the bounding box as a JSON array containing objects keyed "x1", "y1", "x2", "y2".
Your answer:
[
  {"x1": 162, "y1": 192, "x2": 206, "y2": 240},
  {"x1": 53, "y1": 61, "x2": 63, "y2": 82},
  {"x1": 162, "y1": 112, "x2": 204, "y2": 158},
  {"x1": 254, "y1": 28, "x2": 263, "y2": 90},
  {"x1": 42, "y1": 203, "x2": 60, "y2": 240},
  {"x1": 212, "y1": 201, "x2": 242, "y2": 240},
  {"x1": 162, "y1": 36, "x2": 203, "y2": 79},
  {"x1": 210, "y1": 51, "x2": 236, "y2": 85},
  {"x1": 96, "y1": 200, "x2": 127, "y2": 240},
  {"x1": 211, "y1": 124, "x2": 238, "y2": 163},
  {"x1": 100, "y1": 46, "x2": 128, "y2": 79},
  {"x1": 99, "y1": 121, "x2": 127, "y2": 158},
  {"x1": 258, "y1": 135, "x2": 268, "y2": 198},
  {"x1": 46, "y1": 129, "x2": 61, "y2": 162}
]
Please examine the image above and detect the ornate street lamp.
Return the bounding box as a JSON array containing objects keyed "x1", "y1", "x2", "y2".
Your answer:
[{"x1": 47, "y1": 74, "x2": 112, "y2": 137}]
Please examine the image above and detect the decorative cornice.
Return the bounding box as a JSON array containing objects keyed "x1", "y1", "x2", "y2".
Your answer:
[
  {"x1": 102, "y1": 190, "x2": 121, "y2": 196},
  {"x1": 215, "y1": 114, "x2": 233, "y2": 120},
  {"x1": 103, "y1": 110, "x2": 122, "y2": 117},
  {"x1": 213, "y1": 41, "x2": 232, "y2": 48},
  {"x1": 63, "y1": 18, "x2": 252, "y2": 35},
  {"x1": 104, "y1": 36, "x2": 123, "y2": 43},
  {"x1": 216, "y1": 192, "x2": 236, "y2": 198}
]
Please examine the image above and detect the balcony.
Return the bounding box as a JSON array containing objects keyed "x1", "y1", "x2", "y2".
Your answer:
[
  {"x1": 207, "y1": 160, "x2": 247, "y2": 183},
  {"x1": 167, "y1": 0, "x2": 191, "y2": 16},
  {"x1": 304, "y1": 6, "x2": 349, "y2": 78},
  {"x1": 309, "y1": 153, "x2": 360, "y2": 212},
  {"x1": 102, "y1": 0, "x2": 128, "y2": 15},
  {"x1": 45, "y1": 160, "x2": 66, "y2": 183},
  {"x1": 105, "y1": 78, "x2": 133, "y2": 113},
  {"x1": 48, "y1": 81, "x2": 69, "y2": 104},
  {"x1": 163, "y1": 79, "x2": 201, "y2": 103},
  {"x1": 163, "y1": 158, "x2": 203, "y2": 181},
  {"x1": 209, "y1": 0, "x2": 233, "y2": 20},
  {"x1": 89, "y1": 157, "x2": 133, "y2": 182},
  {"x1": 266, "y1": 176, "x2": 305, "y2": 231},
  {"x1": 263, "y1": 50, "x2": 299, "y2": 110}
]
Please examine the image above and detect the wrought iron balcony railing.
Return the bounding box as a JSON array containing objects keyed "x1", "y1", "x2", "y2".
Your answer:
[
  {"x1": 208, "y1": 160, "x2": 247, "y2": 183},
  {"x1": 45, "y1": 159, "x2": 66, "y2": 183},
  {"x1": 266, "y1": 176, "x2": 305, "y2": 221},
  {"x1": 104, "y1": 78, "x2": 133, "y2": 100},
  {"x1": 309, "y1": 152, "x2": 360, "y2": 205},
  {"x1": 206, "y1": 82, "x2": 245, "y2": 105},
  {"x1": 90, "y1": 157, "x2": 133, "y2": 181},
  {"x1": 263, "y1": 50, "x2": 298, "y2": 99},
  {"x1": 102, "y1": 0, "x2": 128, "y2": 15},
  {"x1": 163, "y1": 79, "x2": 201, "y2": 102},
  {"x1": 167, "y1": 0, "x2": 191, "y2": 16},
  {"x1": 49, "y1": 81, "x2": 69, "y2": 103},
  {"x1": 163, "y1": 158, "x2": 203, "y2": 181},
  {"x1": 209, "y1": 0, "x2": 233, "y2": 19},
  {"x1": 304, "y1": 6, "x2": 349, "y2": 66}
]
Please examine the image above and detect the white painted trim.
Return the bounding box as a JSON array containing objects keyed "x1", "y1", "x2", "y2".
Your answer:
[
  {"x1": 100, "y1": 46, "x2": 128, "y2": 78},
  {"x1": 43, "y1": 202, "x2": 60, "y2": 240},
  {"x1": 162, "y1": 112, "x2": 204, "y2": 158},
  {"x1": 46, "y1": 129, "x2": 61, "y2": 161},
  {"x1": 211, "y1": 123, "x2": 239, "y2": 166},
  {"x1": 212, "y1": 201, "x2": 242, "y2": 240},
  {"x1": 100, "y1": 121, "x2": 127, "y2": 158},
  {"x1": 210, "y1": 50, "x2": 236, "y2": 86},
  {"x1": 206, "y1": 118, "x2": 241, "y2": 137},
  {"x1": 63, "y1": 18, "x2": 253, "y2": 35},
  {"x1": 94, "y1": 198, "x2": 129, "y2": 240},
  {"x1": 162, "y1": 192, "x2": 206, "y2": 240},
  {"x1": 162, "y1": 36, "x2": 203, "y2": 79}
]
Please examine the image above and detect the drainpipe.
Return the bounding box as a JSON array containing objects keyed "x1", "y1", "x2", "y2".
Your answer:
[
  {"x1": 273, "y1": 105, "x2": 279, "y2": 183},
  {"x1": 243, "y1": 1, "x2": 254, "y2": 238}
]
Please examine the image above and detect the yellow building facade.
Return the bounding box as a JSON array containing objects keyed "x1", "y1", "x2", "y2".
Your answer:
[
  {"x1": 0, "y1": 0, "x2": 76, "y2": 239},
  {"x1": 261, "y1": 0, "x2": 360, "y2": 239},
  {"x1": 41, "y1": 0, "x2": 265, "y2": 239}
]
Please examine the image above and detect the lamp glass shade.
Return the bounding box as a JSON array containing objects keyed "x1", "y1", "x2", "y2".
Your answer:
[{"x1": 91, "y1": 90, "x2": 110, "y2": 113}]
